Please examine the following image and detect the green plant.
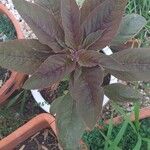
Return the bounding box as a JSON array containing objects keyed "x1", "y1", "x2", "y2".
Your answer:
[
  {"x1": 0, "y1": 13, "x2": 16, "y2": 41},
  {"x1": 83, "y1": 103, "x2": 150, "y2": 150},
  {"x1": 0, "y1": 0, "x2": 149, "y2": 149}
]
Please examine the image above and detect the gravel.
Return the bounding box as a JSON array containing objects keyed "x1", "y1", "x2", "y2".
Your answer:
[{"x1": 0, "y1": 0, "x2": 36, "y2": 39}]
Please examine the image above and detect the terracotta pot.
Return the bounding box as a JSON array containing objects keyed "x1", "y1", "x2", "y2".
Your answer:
[
  {"x1": 0, "y1": 4, "x2": 27, "y2": 104},
  {"x1": 0, "y1": 113, "x2": 56, "y2": 150},
  {"x1": 104, "y1": 106, "x2": 150, "y2": 125},
  {"x1": 0, "y1": 107, "x2": 150, "y2": 150}
]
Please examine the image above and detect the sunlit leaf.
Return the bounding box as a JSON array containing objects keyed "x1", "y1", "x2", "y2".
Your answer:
[
  {"x1": 55, "y1": 93, "x2": 85, "y2": 149},
  {"x1": 61, "y1": 0, "x2": 81, "y2": 49},
  {"x1": 112, "y1": 14, "x2": 147, "y2": 46},
  {"x1": 82, "y1": 0, "x2": 128, "y2": 50},
  {"x1": 13, "y1": 0, "x2": 64, "y2": 53},
  {"x1": 24, "y1": 54, "x2": 75, "y2": 89},
  {"x1": 104, "y1": 83, "x2": 142, "y2": 102},
  {"x1": 0, "y1": 39, "x2": 52, "y2": 74},
  {"x1": 69, "y1": 66, "x2": 104, "y2": 129}
]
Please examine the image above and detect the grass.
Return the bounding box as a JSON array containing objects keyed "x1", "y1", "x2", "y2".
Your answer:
[
  {"x1": 0, "y1": 13, "x2": 16, "y2": 40},
  {"x1": 0, "y1": 91, "x2": 42, "y2": 139},
  {"x1": 82, "y1": 103, "x2": 150, "y2": 150}
]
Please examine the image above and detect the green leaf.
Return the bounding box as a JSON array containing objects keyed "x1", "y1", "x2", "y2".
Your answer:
[
  {"x1": 112, "y1": 14, "x2": 147, "y2": 46},
  {"x1": 55, "y1": 93, "x2": 85, "y2": 150},
  {"x1": 104, "y1": 83, "x2": 142, "y2": 102},
  {"x1": 134, "y1": 102, "x2": 140, "y2": 131},
  {"x1": 104, "y1": 115, "x2": 113, "y2": 150},
  {"x1": 23, "y1": 54, "x2": 75, "y2": 89},
  {"x1": 50, "y1": 95, "x2": 65, "y2": 115},
  {"x1": 69, "y1": 66, "x2": 104, "y2": 129},
  {"x1": 81, "y1": 0, "x2": 128, "y2": 50},
  {"x1": 108, "y1": 120, "x2": 128, "y2": 149},
  {"x1": 77, "y1": 50, "x2": 125, "y2": 71},
  {"x1": 133, "y1": 135, "x2": 142, "y2": 150},
  {"x1": 13, "y1": 0, "x2": 64, "y2": 53},
  {"x1": 111, "y1": 48, "x2": 150, "y2": 81},
  {"x1": 61, "y1": 0, "x2": 81, "y2": 49},
  {"x1": 0, "y1": 39, "x2": 51, "y2": 74}
]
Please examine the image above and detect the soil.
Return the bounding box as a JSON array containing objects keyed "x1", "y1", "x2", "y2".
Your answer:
[{"x1": 15, "y1": 128, "x2": 60, "y2": 150}]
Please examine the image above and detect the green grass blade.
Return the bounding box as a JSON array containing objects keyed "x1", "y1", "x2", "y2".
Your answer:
[
  {"x1": 6, "y1": 91, "x2": 24, "y2": 109},
  {"x1": 112, "y1": 102, "x2": 137, "y2": 134},
  {"x1": 98, "y1": 129, "x2": 121, "y2": 150},
  {"x1": 104, "y1": 114, "x2": 113, "y2": 150},
  {"x1": 133, "y1": 135, "x2": 142, "y2": 150},
  {"x1": 108, "y1": 120, "x2": 128, "y2": 150},
  {"x1": 133, "y1": 102, "x2": 140, "y2": 131}
]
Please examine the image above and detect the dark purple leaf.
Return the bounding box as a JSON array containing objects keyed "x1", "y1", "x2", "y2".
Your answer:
[
  {"x1": 104, "y1": 83, "x2": 142, "y2": 102},
  {"x1": 13, "y1": 0, "x2": 65, "y2": 53},
  {"x1": 34, "y1": 0, "x2": 62, "y2": 26},
  {"x1": 77, "y1": 50, "x2": 126, "y2": 71},
  {"x1": 52, "y1": 93, "x2": 85, "y2": 149},
  {"x1": 110, "y1": 48, "x2": 150, "y2": 81},
  {"x1": 80, "y1": 0, "x2": 103, "y2": 23},
  {"x1": 69, "y1": 66, "x2": 104, "y2": 129},
  {"x1": 23, "y1": 54, "x2": 75, "y2": 89},
  {"x1": 0, "y1": 39, "x2": 52, "y2": 74},
  {"x1": 81, "y1": 0, "x2": 128, "y2": 50},
  {"x1": 61, "y1": 0, "x2": 81, "y2": 49}
]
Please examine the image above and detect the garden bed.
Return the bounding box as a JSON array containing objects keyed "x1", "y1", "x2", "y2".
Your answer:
[{"x1": 83, "y1": 117, "x2": 150, "y2": 150}]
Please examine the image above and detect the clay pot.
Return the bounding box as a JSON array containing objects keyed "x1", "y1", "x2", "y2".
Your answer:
[
  {"x1": 0, "y1": 4, "x2": 27, "y2": 104},
  {"x1": 104, "y1": 106, "x2": 150, "y2": 125},
  {"x1": 0, "y1": 113, "x2": 56, "y2": 150},
  {"x1": 0, "y1": 107, "x2": 150, "y2": 150}
]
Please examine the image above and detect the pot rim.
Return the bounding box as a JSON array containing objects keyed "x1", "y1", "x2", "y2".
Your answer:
[
  {"x1": 0, "y1": 4, "x2": 27, "y2": 104},
  {"x1": 0, "y1": 107, "x2": 150, "y2": 150},
  {"x1": 0, "y1": 113, "x2": 56, "y2": 150}
]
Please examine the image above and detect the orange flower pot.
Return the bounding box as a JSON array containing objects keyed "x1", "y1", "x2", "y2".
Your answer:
[
  {"x1": 0, "y1": 4, "x2": 27, "y2": 104},
  {"x1": 0, "y1": 113, "x2": 56, "y2": 150},
  {"x1": 0, "y1": 107, "x2": 150, "y2": 150}
]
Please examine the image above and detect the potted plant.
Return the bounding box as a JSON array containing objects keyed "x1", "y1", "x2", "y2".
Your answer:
[
  {"x1": 32, "y1": 9, "x2": 146, "y2": 113},
  {"x1": 0, "y1": 0, "x2": 150, "y2": 149},
  {"x1": 0, "y1": 105, "x2": 150, "y2": 149},
  {"x1": 0, "y1": 3, "x2": 27, "y2": 104}
]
